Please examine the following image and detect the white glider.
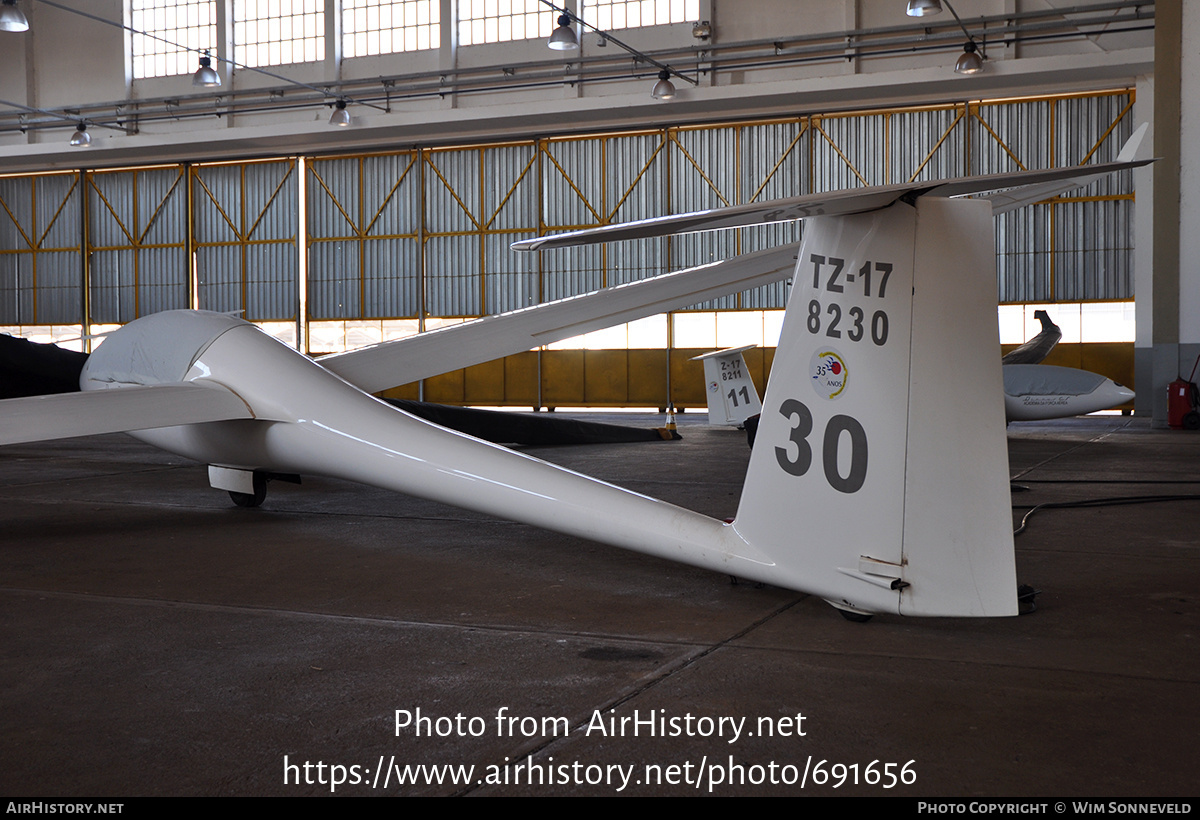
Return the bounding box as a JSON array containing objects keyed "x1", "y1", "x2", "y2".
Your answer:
[{"x1": 0, "y1": 146, "x2": 1152, "y2": 620}]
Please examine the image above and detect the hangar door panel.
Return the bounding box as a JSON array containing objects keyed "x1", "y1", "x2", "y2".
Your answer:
[
  {"x1": 424, "y1": 142, "x2": 537, "y2": 317},
  {"x1": 0, "y1": 173, "x2": 82, "y2": 325},
  {"x1": 192, "y1": 160, "x2": 297, "y2": 321},
  {"x1": 670, "y1": 125, "x2": 738, "y2": 310},
  {"x1": 308, "y1": 152, "x2": 421, "y2": 319},
  {"x1": 540, "y1": 137, "x2": 604, "y2": 303},
  {"x1": 88, "y1": 167, "x2": 188, "y2": 324}
]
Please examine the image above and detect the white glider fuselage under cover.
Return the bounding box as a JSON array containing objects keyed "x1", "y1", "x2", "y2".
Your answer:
[
  {"x1": 0, "y1": 146, "x2": 1152, "y2": 619},
  {"x1": 1003, "y1": 364, "x2": 1135, "y2": 421}
]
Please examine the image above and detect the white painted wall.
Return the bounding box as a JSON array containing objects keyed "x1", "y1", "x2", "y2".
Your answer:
[{"x1": 0, "y1": 0, "x2": 1154, "y2": 168}]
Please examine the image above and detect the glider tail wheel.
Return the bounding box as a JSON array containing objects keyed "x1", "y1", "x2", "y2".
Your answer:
[{"x1": 229, "y1": 473, "x2": 267, "y2": 508}]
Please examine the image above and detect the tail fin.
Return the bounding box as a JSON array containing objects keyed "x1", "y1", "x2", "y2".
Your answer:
[
  {"x1": 730, "y1": 197, "x2": 1017, "y2": 617},
  {"x1": 691, "y1": 345, "x2": 763, "y2": 426}
]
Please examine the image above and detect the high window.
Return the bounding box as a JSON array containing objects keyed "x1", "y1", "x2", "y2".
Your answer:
[
  {"x1": 131, "y1": 0, "x2": 701, "y2": 77},
  {"x1": 131, "y1": 0, "x2": 217, "y2": 79},
  {"x1": 457, "y1": 0, "x2": 552, "y2": 47},
  {"x1": 343, "y1": 0, "x2": 440, "y2": 57},
  {"x1": 582, "y1": 0, "x2": 700, "y2": 31},
  {"x1": 233, "y1": 0, "x2": 325, "y2": 68}
]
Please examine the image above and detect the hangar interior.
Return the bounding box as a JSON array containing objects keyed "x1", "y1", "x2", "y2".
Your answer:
[
  {"x1": 1, "y1": 0, "x2": 1189, "y2": 419},
  {"x1": 1, "y1": 0, "x2": 1198, "y2": 799}
]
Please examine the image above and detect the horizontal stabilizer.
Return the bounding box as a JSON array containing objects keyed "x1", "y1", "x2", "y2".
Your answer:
[
  {"x1": 322, "y1": 243, "x2": 800, "y2": 393},
  {"x1": 511, "y1": 158, "x2": 1152, "y2": 252},
  {"x1": 971, "y1": 123, "x2": 1150, "y2": 215},
  {"x1": 0, "y1": 383, "x2": 253, "y2": 446}
]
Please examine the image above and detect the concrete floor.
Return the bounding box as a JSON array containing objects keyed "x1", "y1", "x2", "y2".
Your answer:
[{"x1": 0, "y1": 414, "x2": 1196, "y2": 796}]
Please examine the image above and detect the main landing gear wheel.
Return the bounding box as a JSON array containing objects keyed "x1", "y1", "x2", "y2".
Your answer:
[
  {"x1": 229, "y1": 473, "x2": 267, "y2": 508},
  {"x1": 837, "y1": 609, "x2": 873, "y2": 623},
  {"x1": 827, "y1": 600, "x2": 874, "y2": 622}
]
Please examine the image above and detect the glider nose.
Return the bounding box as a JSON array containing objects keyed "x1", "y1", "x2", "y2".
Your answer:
[{"x1": 1097, "y1": 378, "x2": 1135, "y2": 408}]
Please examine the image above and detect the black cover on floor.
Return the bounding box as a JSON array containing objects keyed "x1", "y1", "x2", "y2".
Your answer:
[
  {"x1": 384, "y1": 399, "x2": 681, "y2": 445},
  {"x1": 0, "y1": 335, "x2": 89, "y2": 399}
]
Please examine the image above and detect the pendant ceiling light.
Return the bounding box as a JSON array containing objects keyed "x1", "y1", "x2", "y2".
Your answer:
[
  {"x1": 955, "y1": 41, "x2": 984, "y2": 74},
  {"x1": 651, "y1": 69, "x2": 676, "y2": 100},
  {"x1": 329, "y1": 99, "x2": 351, "y2": 127},
  {"x1": 69, "y1": 122, "x2": 91, "y2": 147},
  {"x1": 0, "y1": 0, "x2": 29, "y2": 33},
  {"x1": 547, "y1": 14, "x2": 578, "y2": 50},
  {"x1": 906, "y1": 0, "x2": 943, "y2": 17},
  {"x1": 193, "y1": 51, "x2": 221, "y2": 87}
]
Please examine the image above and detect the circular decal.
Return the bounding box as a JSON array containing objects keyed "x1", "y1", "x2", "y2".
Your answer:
[
  {"x1": 708, "y1": 380, "x2": 719, "y2": 393},
  {"x1": 809, "y1": 348, "x2": 848, "y2": 400}
]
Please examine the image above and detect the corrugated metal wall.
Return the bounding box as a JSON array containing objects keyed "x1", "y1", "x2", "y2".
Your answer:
[
  {"x1": 308, "y1": 151, "x2": 423, "y2": 319},
  {"x1": 0, "y1": 173, "x2": 82, "y2": 325},
  {"x1": 87, "y1": 166, "x2": 189, "y2": 323},
  {"x1": 192, "y1": 159, "x2": 298, "y2": 321},
  {"x1": 0, "y1": 89, "x2": 1138, "y2": 344}
]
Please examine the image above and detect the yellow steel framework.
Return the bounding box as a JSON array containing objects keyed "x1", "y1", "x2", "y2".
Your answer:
[
  {"x1": 2, "y1": 89, "x2": 1139, "y2": 407},
  {"x1": 421, "y1": 141, "x2": 539, "y2": 316},
  {"x1": 190, "y1": 159, "x2": 298, "y2": 319},
  {"x1": 0, "y1": 172, "x2": 82, "y2": 326},
  {"x1": 86, "y1": 166, "x2": 188, "y2": 322},
  {"x1": 307, "y1": 150, "x2": 422, "y2": 318}
]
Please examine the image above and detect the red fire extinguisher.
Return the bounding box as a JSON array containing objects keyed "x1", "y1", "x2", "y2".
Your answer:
[{"x1": 1168, "y1": 354, "x2": 1200, "y2": 429}]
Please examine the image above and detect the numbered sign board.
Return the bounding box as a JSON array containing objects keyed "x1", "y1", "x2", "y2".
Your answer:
[{"x1": 692, "y1": 345, "x2": 763, "y2": 426}]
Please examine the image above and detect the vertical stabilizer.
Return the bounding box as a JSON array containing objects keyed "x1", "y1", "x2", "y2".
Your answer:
[
  {"x1": 691, "y1": 345, "x2": 763, "y2": 425},
  {"x1": 730, "y1": 198, "x2": 1017, "y2": 617}
]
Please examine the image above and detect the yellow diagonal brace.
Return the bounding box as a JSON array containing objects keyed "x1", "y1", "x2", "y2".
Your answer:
[
  {"x1": 1080, "y1": 96, "x2": 1134, "y2": 165},
  {"x1": 136, "y1": 169, "x2": 185, "y2": 245},
  {"x1": 246, "y1": 162, "x2": 295, "y2": 240},
  {"x1": 33, "y1": 176, "x2": 79, "y2": 249},
  {"x1": 540, "y1": 143, "x2": 602, "y2": 224},
  {"x1": 365, "y1": 154, "x2": 418, "y2": 236},
  {"x1": 747, "y1": 122, "x2": 808, "y2": 204},
  {"x1": 424, "y1": 152, "x2": 483, "y2": 230},
  {"x1": 813, "y1": 120, "x2": 869, "y2": 187},
  {"x1": 309, "y1": 163, "x2": 362, "y2": 237},
  {"x1": 606, "y1": 137, "x2": 666, "y2": 220},
  {"x1": 908, "y1": 108, "x2": 966, "y2": 183},
  {"x1": 669, "y1": 132, "x2": 730, "y2": 206},
  {"x1": 484, "y1": 150, "x2": 537, "y2": 230},
  {"x1": 192, "y1": 171, "x2": 243, "y2": 241},
  {"x1": 88, "y1": 175, "x2": 137, "y2": 245},
  {"x1": 970, "y1": 107, "x2": 1027, "y2": 171},
  {"x1": 0, "y1": 188, "x2": 36, "y2": 250}
]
